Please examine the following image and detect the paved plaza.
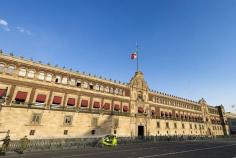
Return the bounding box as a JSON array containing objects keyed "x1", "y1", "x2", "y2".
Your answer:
[{"x1": 3, "y1": 139, "x2": 236, "y2": 158}]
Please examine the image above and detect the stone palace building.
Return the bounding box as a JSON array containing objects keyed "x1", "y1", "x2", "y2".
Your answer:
[{"x1": 0, "y1": 51, "x2": 230, "y2": 140}]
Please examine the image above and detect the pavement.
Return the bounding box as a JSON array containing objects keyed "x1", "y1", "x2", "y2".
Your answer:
[{"x1": 2, "y1": 140, "x2": 236, "y2": 158}]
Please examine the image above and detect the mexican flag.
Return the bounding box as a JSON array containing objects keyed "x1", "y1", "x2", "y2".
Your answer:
[{"x1": 131, "y1": 52, "x2": 137, "y2": 59}]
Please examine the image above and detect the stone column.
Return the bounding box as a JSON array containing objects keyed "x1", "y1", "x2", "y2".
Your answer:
[
  {"x1": 6, "y1": 85, "x2": 16, "y2": 105},
  {"x1": 46, "y1": 90, "x2": 53, "y2": 109},
  {"x1": 28, "y1": 87, "x2": 36, "y2": 105},
  {"x1": 63, "y1": 93, "x2": 68, "y2": 109}
]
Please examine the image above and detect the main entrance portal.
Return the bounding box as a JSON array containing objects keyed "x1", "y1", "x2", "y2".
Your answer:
[{"x1": 138, "y1": 126, "x2": 144, "y2": 138}]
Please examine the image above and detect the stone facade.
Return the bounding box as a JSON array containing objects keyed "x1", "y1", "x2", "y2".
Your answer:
[{"x1": 0, "y1": 52, "x2": 230, "y2": 140}]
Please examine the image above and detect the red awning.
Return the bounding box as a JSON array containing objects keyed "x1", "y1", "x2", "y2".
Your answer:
[
  {"x1": 138, "y1": 107, "x2": 144, "y2": 113},
  {"x1": 93, "y1": 101, "x2": 100, "y2": 108},
  {"x1": 52, "y1": 96, "x2": 62, "y2": 104},
  {"x1": 36, "y1": 94, "x2": 46, "y2": 103},
  {"x1": 123, "y1": 106, "x2": 129, "y2": 112},
  {"x1": 114, "y1": 104, "x2": 120, "y2": 111},
  {"x1": 15, "y1": 91, "x2": 27, "y2": 101},
  {"x1": 81, "y1": 100, "x2": 88, "y2": 107},
  {"x1": 103, "y1": 103, "x2": 110, "y2": 110},
  {"x1": 0, "y1": 88, "x2": 6, "y2": 97},
  {"x1": 67, "y1": 98, "x2": 75, "y2": 106}
]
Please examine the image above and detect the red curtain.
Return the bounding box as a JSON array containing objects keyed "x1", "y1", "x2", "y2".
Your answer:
[
  {"x1": 15, "y1": 91, "x2": 27, "y2": 101},
  {"x1": 36, "y1": 94, "x2": 46, "y2": 103},
  {"x1": 138, "y1": 107, "x2": 144, "y2": 113},
  {"x1": 103, "y1": 103, "x2": 110, "y2": 110},
  {"x1": 52, "y1": 96, "x2": 62, "y2": 104},
  {"x1": 67, "y1": 98, "x2": 75, "y2": 106},
  {"x1": 81, "y1": 100, "x2": 88, "y2": 107},
  {"x1": 114, "y1": 104, "x2": 120, "y2": 111},
  {"x1": 93, "y1": 101, "x2": 100, "y2": 108},
  {"x1": 123, "y1": 106, "x2": 129, "y2": 112},
  {"x1": 0, "y1": 89, "x2": 6, "y2": 97}
]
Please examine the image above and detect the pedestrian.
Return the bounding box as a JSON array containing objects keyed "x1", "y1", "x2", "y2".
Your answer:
[
  {"x1": 18, "y1": 135, "x2": 29, "y2": 154},
  {"x1": 0, "y1": 135, "x2": 11, "y2": 156}
]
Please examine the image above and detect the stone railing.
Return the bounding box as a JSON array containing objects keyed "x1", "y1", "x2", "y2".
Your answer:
[{"x1": 4, "y1": 135, "x2": 228, "y2": 152}]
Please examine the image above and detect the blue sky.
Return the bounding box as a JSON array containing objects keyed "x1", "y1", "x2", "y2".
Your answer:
[{"x1": 0, "y1": 0, "x2": 236, "y2": 112}]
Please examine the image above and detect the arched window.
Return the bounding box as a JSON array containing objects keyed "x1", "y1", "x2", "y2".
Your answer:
[
  {"x1": 55, "y1": 76, "x2": 61, "y2": 83},
  {"x1": 82, "y1": 81, "x2": 88, "y2": 89},
  {"x1": 0, "y1": 63, "x2": 5, "y2": 72},
  {"x1": 70, "y1": 78, "x2": 75, "y2": 86},
  {"x1": 46, "y1": 74, "x2": 52, "y2": 82},
  {"x1": 6, "y1": 65, "x2": 15, "y2": 74},
  {"x1": 62, "y1": 77, "x2": 68, "y2": 84},
  {"x1": 110, "y1": 87, "x2": 114, "y2": 93},
  {"x1": 76, "y1": 80, "x2": 81, "y2": 87},
  {"x1": 38, "y1": 72, "x2": 45, "y2": 80},
  {"x1": 100, "y1": 85, "x2": 104, "y2": 92},
  {"x1": 94, "y1": 84, "x2": 99, "y2": 90},
  {"x1": 105, "y1": 87, "x2": 109, "y2": 93},
  {"x1": 27, "y1": 70, "x2": 35, "y2": 78},
  {"x1": 119, "y1": 89, "x2": 123, "y2": 95},
  {"x1": 114, "y1": 88, "x2": 119, "y2": 94},
  {"x1": 18, "y1": 68, "x2": 27, "y2": 77}
]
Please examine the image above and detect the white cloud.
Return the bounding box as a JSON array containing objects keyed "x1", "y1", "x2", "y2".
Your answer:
[
  {"x1": 16, "y1": 26, "x2": 24, "y2": 32},
  {"x1": 16, "y1": 26, "x2": 31, "y2": 35},
  {"x1": 0, "y1": 18, "x2": 10, "y2": 32},
  {"x1": 0, "y1": 19, "x2": 8, "y2": 26},
  {"x1": 0, "y1": 18, "x2": 31, "y2": 35}
]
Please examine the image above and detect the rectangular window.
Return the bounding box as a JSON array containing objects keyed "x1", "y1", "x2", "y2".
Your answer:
[
  {"x1": 31, "y1": 113, "x2": 42, "y2": 125},
  {"x1": 29, "y1": 130, "x2": 35, "y2": 135},
  {"x1": 15, "y1": 91, "x2": 27, "y2": 103},
  {"x1": 195, "y1": 124, "x2": 197, "y2": 129},
  {"x1": 166, "y1": 122, "x2": 169, "y2": 129},
  {"x1": 182, "y1": 123, "x2": 185, "y2": 129},
  {"x1": 67, "y1": 98, "x2": 75, "y2": 106},
  {"x1": 81, "y1": 100, "x2": 88, "y2": 107},
  {"x1": 91, "y1": 130, "x2": 95, "y2": 135},
  {"x1": 0, "y1": 88, "x2": 7, "y2": 99},
  {"x1": 52, "y1": 96, "x2": 62, "y2": 105},
  {"x1": 64, "y1": 130, "x2": 68, "y2": 135},
  {"x1": 174, "y1": 123, "x2": 177, "y2": 129},
  {"x1": 157, "y1": 122, "x2": 160, "y2": 128},
  {"x1": 76, "y1": 80, "x2": 81, "y2": 87},
  {"x1": 36, "y1": 94, "x2": 46, "y2": 103},
  {"x1": 190, "y1": 124, "x2": 192, "y2": 129},
  {"x1": 64, "y1": 116, "x2": 73, "y2": 126}
]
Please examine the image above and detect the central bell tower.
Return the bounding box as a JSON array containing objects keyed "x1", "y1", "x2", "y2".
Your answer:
[
  {"x1": 129, "y1": 71, "x2": 149, "y2": 113},
  {"x1": 128, "y1": 71, "x2": 150, "y2": 137}
]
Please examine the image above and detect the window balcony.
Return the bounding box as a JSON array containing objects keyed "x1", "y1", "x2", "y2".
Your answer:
[
  {"x1": 31, "y1": 103, "x2": 46, "y2": 109},
  {"x1": 50, "y1": 104, "x2": 64, "y2": 110},
  {"x1": 11, "y1": 101, "x2": 29, "y2": 107}
]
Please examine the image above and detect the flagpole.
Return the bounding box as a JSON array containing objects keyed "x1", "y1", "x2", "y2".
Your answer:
[{"x1": 136, "y1": 42, "x2": 139, "y2": 72}]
